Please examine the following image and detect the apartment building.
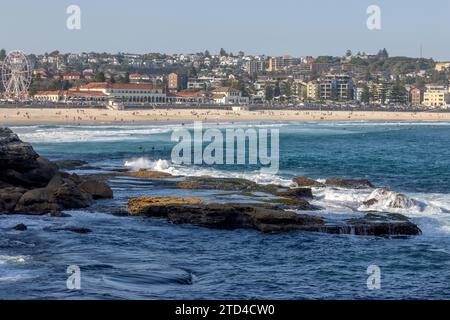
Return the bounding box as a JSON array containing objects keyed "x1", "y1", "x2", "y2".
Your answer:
[
  {"x1": 306, "y1": 81, "x2": 320, "y2": 100},
  {"x1": 409, "y1": 87, "x2": 424, "y2": 106},
  {"x1": 423, "y1": 85, "x2": 448, "y2": 107},
  {"x1": 267, "y1": 56, "x2": 295, "y2": 72}
]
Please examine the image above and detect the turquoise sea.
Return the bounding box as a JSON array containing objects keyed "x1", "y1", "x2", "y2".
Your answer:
[{"x1": 1, "y1": 121, "x2": 450, "y2": 299}]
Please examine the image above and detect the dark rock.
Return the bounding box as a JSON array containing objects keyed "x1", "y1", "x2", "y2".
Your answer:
[
  {"x1": 14, "y1": 188, "x2": 60, "y2": 214},
  {"x1": 0, "y1": 180, "x2": 13, "y2": 188},
  {"x1": 111, "y1": 207, "x2": 130, "y2": 216},
  {"x1": 79, "y1": 180, "x2": 113, "y2": 199},
  {"x1": 347, "y1": 213, "x2": 421, "y2": 236},
  {"x1": 53, "y1": 180, "x2": 93, "y2": 209},
  {"x1": 127, "y1": 197, "x2": 420, "y2": 237},
  {"x1": 0, "y1": 128, "x2": 57, "y2": 188},
  {"x1": 0, "y1": 154, "x2": 55, "y2": 189},
  {"x1": 0, "y1": 127, "x2": 39, "y2": 170},
  {"x1": 110, "y1": 168, "x2": 131, "y2": 173},
  {"x1": 46, "y1": 174, "x2": 93, "y2": 208},
  {"x1": 363, "y1": 198, "x2": 379, "y2": 206},
  {"x1": 14, "y1": 174, "x2": 93, "y2": 214},
  {"x1": 293, "y1": 177, "x2": 325, "y2": 188},
  {"x1": 165, "y1": 203, "x2": 325, "y2": 233},
  {"x1": 177, "y1": 176, "x2": 282, "y2": 194},
  {"x1": 13, "y1": 223, "x2": 27, "y2": 231},
  {"x1": 0, "y1": 187, "x2": 27, "y2": 212},
  {"x1": 0, "y1": 127, "x2": 112, "y2": 215},
  {"x1": 49, "y1": 211, "x2": 72, "y2": 218},
  {"x1": 264, "y1": 197, "x2": 315, "y2": 210},
  {"x1": 44, "y1": 226, "x2": 92, "y2": 234},
  {"x1": 277, "y1": 187, "x2": 313, "y2": 199},
  {"x1": 325, "y1": 178, "x2": 375, "y2": 189},
  {"x1": 23, "y1": 157, "x2": 59, "y2": 187}
]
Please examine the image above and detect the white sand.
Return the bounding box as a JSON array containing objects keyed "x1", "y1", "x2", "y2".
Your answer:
[{"x1": 1, "y1": 107, "x2": 450, "y2": 125}]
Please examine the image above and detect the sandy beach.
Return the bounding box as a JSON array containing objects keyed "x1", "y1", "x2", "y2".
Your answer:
[{"x1": 1, "y1": 107, "x2": 450, "y2": 125}]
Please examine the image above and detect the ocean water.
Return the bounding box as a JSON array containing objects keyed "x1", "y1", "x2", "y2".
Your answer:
[{"x1": 1, "y1": 121, "x2": 450, "y2": 299}]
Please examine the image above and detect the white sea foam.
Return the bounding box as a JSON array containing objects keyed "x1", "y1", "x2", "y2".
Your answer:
[
  {"x1": 358, "y1": 188, "x2": 425, "y2": 213},
  {"x1": 0, "y1": 255, "x2": 29, "y2": 265},
  {"x1": 0, "y1": 275, "x2": 26, "y2": 282},
  {"x1": 124, "y1": 157, "x2": 295, "y2": 186},
  {"x1": 12, "y1": 122, "x2": 293, "y2": 144},
  {"x1": 15, "y1": 126, "x2": 175, "y2": 143}
]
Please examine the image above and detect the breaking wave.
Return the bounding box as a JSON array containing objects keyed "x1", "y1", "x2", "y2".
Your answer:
[
  {"x1": 0, "y1": 255, "x2": 30, "y2": 265},
  {"x1": 124, "y1": 157, "x2": 295, "y2": 186}
]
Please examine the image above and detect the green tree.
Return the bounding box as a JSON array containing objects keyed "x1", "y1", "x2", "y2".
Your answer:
[
  {"x1": 62, "y1": 80, "x2": 71, "y2": 90},
  {"x1": 274, "y1": 81, "x2": 281, "y2": 97},
  {"x1": 265, "y1": 85, "x2": 274, "y2": 101},
  {"x1": 0, "y1": 49, "x2": 6, "y2": 61},
  {"x1": 94, "y1": 71, "x2": 106, "y2": 82},
  {"x1": 415, "y1": 78, "x2": 425, "y2": 89},
  {"x1": 282, "y1": 81, "x2": 292, "y2": 97},
  {"x1": 220, "y1": 48, "x2": 227, "y2": 57},
  {"x1": 389, "y1": 78, "x2": 407, "y2": 104},
  {"x1": 361, "y1": 85, "x2": 371, "y2": 103},
  {"x1": 124, "y1": 72, "x2": 130, "y2": 83},
  {"x1": 377, "y1": 48, "x2": 389, "y2": 60}
]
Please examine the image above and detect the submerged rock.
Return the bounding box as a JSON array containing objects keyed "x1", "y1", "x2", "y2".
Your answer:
[
  {"x1": 44, "y1": 226, "x2": 93, "y2": 234},
  {"x1": 325, "y1": 178, "x2": 375, "y2": 189},
  {"x1": 13, "y1": 223, "x2": 27, "y2": 231},
  {"x1": 293, "y1": 177, "x2": 325, "y2": 188},
  {"x1": 276, "y1": 187, "x2": 313, "y2": 199},
  {"x1": 346, "y1": 213, "x2": 422, "y2": 236},
  {"x1": 176, "y1": 176, "x2": 281, "y2": 194},
  {"x1": 128, "y1": 169, "x2": 175, "y2": 179},
  {"x1": 127, "y1": 196, "x2": 421, "y2": 237},
  {"x1": 53, "y1": 160, "x2": 88, "y2": 170}
]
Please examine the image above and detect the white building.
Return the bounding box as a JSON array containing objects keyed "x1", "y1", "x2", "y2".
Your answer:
[
  {"x1": 34, "y1": 83, "x2": 166, "y2": 105},
  {"x1": 75, "y1": 82, "x2": 167, "y2": 104},
  {"x1": 34, "y1": 90, "x2": 108, "y2": 104},
  {"x1": 211, "y1": 87, "x2": 249, "y2": 105}
]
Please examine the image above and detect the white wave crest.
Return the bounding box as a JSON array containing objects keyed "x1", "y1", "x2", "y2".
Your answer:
[
  {"x1": 359, "y1": 188, "x2": 423, "y2": 211},
  {"x1": 0, "y1": 255, "x2": 29, "y2": 265},
  {"x1": 124, "y1": 157, "x2": 294, "y2": 186}
]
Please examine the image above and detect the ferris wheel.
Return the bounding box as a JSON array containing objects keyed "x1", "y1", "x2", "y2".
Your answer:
[{"x1": 1, "y1": 50, "x2": 32, "y2": 100}]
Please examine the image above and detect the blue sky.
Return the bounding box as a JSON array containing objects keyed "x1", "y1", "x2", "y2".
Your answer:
[{"x1": 1, "y1": 0, "x2": 450, "y2": 60}]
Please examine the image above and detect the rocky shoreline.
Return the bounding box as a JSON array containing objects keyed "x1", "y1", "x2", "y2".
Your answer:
[
  {"x1": 0, "y1": 127, "x2": 113, "y2": 215},
  {"x1": 0, "y1": 126, "x2": 422, "y2": 237}
]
